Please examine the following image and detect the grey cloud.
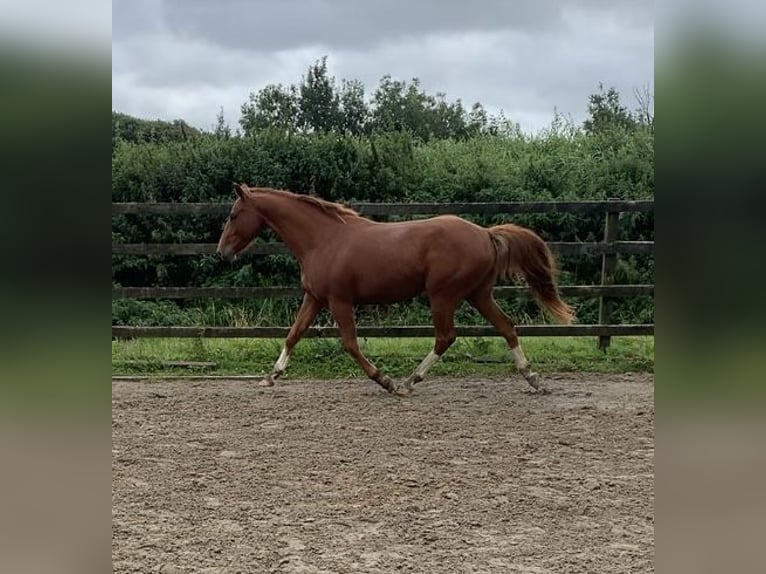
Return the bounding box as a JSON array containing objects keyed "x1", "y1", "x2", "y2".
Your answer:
[
  {"x1": 112, "y1": 0, "x2": 654, "y2": 134},
  {"x1": 114, "y1": 0, "x2": 554, "y2": 49},
  {"x1": 112, "y1": 0, "x2": 166, "y2": 38},
  {"x1": 114, "y1": 0, "x2": 652, "y2": 51}
]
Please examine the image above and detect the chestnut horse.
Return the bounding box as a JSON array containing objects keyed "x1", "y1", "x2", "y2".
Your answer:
[{"x1": 216, "y1": 184, "x2": 574, "y2": 395}]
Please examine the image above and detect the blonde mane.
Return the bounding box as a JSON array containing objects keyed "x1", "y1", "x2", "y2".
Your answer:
[{"x1": 253, "y1": 187, "x2": 361, "y2": 223}]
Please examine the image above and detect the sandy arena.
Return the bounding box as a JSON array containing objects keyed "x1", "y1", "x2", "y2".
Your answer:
[{"x1": 112, "y1": 373, "x2": 654, "y2": 573}]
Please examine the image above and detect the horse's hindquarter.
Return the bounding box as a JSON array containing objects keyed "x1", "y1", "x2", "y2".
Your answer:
[
  {"x1": 417, "y1": 216, "x2": 497, "y2": 295},
  {"x1": 308, "y1": 217, "x2": 495, "y2": 304}
]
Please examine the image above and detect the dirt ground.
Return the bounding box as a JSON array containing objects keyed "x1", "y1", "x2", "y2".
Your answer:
[{"x1": 112, "y1": 373, "x2": 654, "y2": 574}]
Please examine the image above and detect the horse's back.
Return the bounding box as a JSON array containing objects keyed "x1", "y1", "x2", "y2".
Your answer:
[{"x1": 346, "y1": 215, "x2": 490, "y2": 265}]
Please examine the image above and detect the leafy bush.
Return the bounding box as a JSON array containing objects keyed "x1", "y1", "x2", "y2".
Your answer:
[{"x1": 112, "y1": 72, "x2": 653, "y2": 328}]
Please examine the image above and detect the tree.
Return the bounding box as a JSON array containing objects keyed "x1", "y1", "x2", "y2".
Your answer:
[
  {"x1": 241, "y1": 57, "x2": 364, "y2": 135},
  {"x1": 338, "y1": 78, "x2": 368, "y2": 135},
  {"x1": 237, "y1": 57, "x2": 518, "y2": 140},
  {"x1": 111, "y1": 112, "x2": 200, "y2": 151},
  {"x1": 369, "y1": 76, "x2": 477, "y2": 141},
  {"x1": 633, "y1": 84, "x2": 654, "y2": 130},
  {"x1": 467, "y1": 102, "x2": 489, "y2": 135},
  {"x1": 297, "y1": 56, "x2": 341, "y2": 133},
  {"x1": 213, "y1": 106, "x2": 231, "y2": 139},
  {"x1": 240, "y1": 83, "x2": 299, "y2": 135},
  {"x1": 583, "y1": 84, "x2": 636, "y2": 135}
]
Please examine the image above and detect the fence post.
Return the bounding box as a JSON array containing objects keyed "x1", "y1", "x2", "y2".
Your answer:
[{"x1": 598, "y1": 201, "x2": 620, "y2": 351}]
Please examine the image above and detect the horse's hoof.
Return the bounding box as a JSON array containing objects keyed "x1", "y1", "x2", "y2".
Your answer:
[
  {"x1": 394, "y1": 381, "x2": 414, "y2": 397},
  {"x1": 380, "y1": 375, "x2": 396, "y2": 393},
  {"x1": 258, "y1": 377, "x2": 275, "y2": 388},
  {"x1": 524, "y1": 371, "x2": 548, "y2": 394}
]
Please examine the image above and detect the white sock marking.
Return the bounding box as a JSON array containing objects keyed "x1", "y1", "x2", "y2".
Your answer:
[
  {"x1": 509, "y1": 345, "x2": 529, "y2": 370},
  {"x1": 274, "y1": 347, "x2": 289, "y2": 373},
  {"x1": 415, "y1": 351, "x2": 441, "y2": 379}
]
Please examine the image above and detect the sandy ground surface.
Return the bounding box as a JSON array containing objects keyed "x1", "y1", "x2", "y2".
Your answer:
[{"x1": 113, "y1": 373, "x2": 654, "y2": 573}]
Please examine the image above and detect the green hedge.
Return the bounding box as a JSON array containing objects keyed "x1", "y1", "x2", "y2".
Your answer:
[{"x1": 112, "y1": 125, "x2": 653, "y2": 327}]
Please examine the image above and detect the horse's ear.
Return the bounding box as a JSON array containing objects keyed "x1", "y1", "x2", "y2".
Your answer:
[{"x1": 233, "y1": 183, "x2": 247, "y2": 199}]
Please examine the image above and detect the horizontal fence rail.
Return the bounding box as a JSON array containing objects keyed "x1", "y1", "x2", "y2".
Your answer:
[
  {"x1": 112, "y1": 324, "x2": 654, "y2": 339},
  {"x1": 113, "y1": 284, "x2": 655, "y2": 300},
  {"x1": 112, "y1": 241, "x2": 653, "y2": 257},
  {"x1": 113, "y1": 199, "x2": 654, "y2": 216},
  {"x1": 112, "y1": 199, "x2": 654, "y2": 343}
]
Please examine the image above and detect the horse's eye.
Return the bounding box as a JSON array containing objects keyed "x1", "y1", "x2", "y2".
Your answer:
[{"x1": 229, "y1": 214, "x2": 237, "y2": 221}]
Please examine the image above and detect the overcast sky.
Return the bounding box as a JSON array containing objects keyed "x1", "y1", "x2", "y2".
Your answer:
[{"x1": 112, "y1": 0, "x2": 654, "y2": 135}]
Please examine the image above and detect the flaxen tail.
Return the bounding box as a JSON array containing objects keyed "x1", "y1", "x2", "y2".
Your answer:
[{"x1": 488, "y1": 224, "x2": 575, "y2": 324}]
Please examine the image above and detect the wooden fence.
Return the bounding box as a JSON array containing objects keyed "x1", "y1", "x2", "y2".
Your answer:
[{"x1": 112, "y1": 199, "x2": 654, "y2": 348}]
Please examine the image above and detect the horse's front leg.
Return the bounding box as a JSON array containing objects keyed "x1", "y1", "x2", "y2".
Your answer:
[
  {"x1": 329, "y1": 300, "x2": 395, "y2": 393},
  {"x1": 261, "y1": 293, "x2": 322, "y2": 387}
]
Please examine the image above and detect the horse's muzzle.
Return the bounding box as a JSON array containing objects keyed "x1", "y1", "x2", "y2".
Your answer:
[{"x1": 216, "y1": 247, "x2": 234, "y2": 262}]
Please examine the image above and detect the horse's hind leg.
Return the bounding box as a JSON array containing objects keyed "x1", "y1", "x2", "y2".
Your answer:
[
  {"x1": 329, "y1": 299, "x2": 395, "y2": 393},
  {"x1": 261, "y1": 292, "x2": 322, "y2": 387},
  {"x1": 468, "y1": 290, "x2": 545, "y2": 392},
  {"x1": 397, "y1": 297, "x2": 457, "y2": 396}
]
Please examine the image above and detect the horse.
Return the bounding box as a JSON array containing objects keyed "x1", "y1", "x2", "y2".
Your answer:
[{"x1": 216, "y1": 184, "x2": 575, "y2": 396}]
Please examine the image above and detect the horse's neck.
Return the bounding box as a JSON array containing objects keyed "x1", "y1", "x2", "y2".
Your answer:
[{"x1": 255, "y1": 193, "x2": 337, "y2": 260}]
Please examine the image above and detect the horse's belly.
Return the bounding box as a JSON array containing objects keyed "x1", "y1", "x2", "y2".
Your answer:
[{"x1": 353, "y1": 263, "x2": 426, "y2": 304}]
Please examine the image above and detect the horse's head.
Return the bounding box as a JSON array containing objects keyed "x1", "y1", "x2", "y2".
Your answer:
[{"x1": 216, "y1": 183, "x2": 266, "y2": 261}]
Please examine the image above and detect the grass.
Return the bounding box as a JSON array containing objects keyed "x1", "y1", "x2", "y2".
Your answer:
[{"x1": 112, "y1": 336, "x2": 654, "y2": 379}]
